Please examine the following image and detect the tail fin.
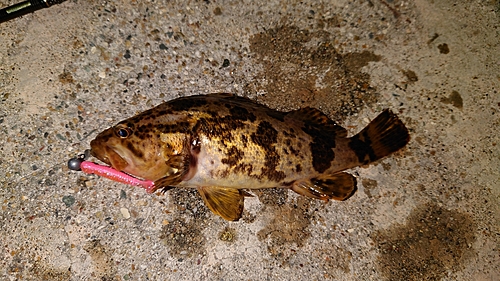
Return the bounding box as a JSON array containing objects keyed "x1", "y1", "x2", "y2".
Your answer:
[{"x1": 348, "y1": 109, "x2": 410, "y2": 165}]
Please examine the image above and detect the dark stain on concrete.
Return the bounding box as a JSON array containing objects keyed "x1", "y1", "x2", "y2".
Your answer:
[
  {"x1": 362, "y1": 178, "x2": 378, "y2": 198},
  {"x1": 58, "y1": 71, "x2": 74, "y2": 84},
  {"x1": 427, "y1": 33, "x2": 439, "y2": 45},
  {"x1": 83, "y1": 239, "x2": 116, "y2": 280},
  {"x1": 160, "y1": 188, "x2": 208, "y2": 259},
  {"x1": 438, "y1": 43, "x2": 450, "y2": 54},
  {"x1": 257, "y1": 196, "x2": 312, "y2": 264},
  {"x1": 319, "y1": 243, "x2": 352, "y2": 276},
  {"x1": 373, "y1": 203, "x2": 476, "y2": 281},
  {"x1": 247, "y1": 25, "x2": 381, "y2": 119},
  {"x1": 441, "y1": 90, "x2": 463, "y2": 109},
  {"x1": 254, "y1": 188, "x2": 289, "y2": 206},
  {"x1": 343, "y1": 50, "x2": 381, "y2": 72},
  {"x1": 381, "y1": 162, "x2": 392, "y2": 171},
  {"x1": 7, "y1": 253, "x2": 26, "y2": 279},
  {"x1": 402, "y1": 69, "x2": 419, "y2": 83},
  {"x1": 32, "y1": 261, "x2": 71, "y2": 281},
  {"x1": 169, "y1": 188, "x2": 210, "y2": 220},
  {"x1": 160, "y1": 218, "x2": 206, "y2": 259}
]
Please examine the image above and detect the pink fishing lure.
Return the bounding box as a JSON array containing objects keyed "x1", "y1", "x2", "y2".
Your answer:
[{"x1": 80, "y1": 161, "x2": 156, "y2": 193}]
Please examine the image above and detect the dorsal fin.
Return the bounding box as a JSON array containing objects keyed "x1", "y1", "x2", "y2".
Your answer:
[{"x1": 286, "y1": 107, "x2": 348, "y2": 137}]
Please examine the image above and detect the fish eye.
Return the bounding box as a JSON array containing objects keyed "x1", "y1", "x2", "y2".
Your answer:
[
  {"x1": 114, "y1": 125, "x2": 132, "y2": 138},
  {"x1": 117, "y1": 129, "x2": 129, "y2": 138}
]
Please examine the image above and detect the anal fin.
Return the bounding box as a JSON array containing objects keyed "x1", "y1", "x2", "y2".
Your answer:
[
  {"x1": 291, "y1": 172, "x2": 357, "y2": 201},
  {"x1": 197, "y1": 187, "x2": 245, "y2": 221}
]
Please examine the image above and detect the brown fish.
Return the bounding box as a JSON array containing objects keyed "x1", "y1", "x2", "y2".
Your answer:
[{"x1": 90, "y1": 94, "x2": 409, "y2": 221}]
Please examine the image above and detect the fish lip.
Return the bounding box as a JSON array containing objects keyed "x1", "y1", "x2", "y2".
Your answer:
[
  {"x1": 105, "y1": 146, "x2": 129, "y2": 171},
  {"x1": 90, "y1": 146, "x2": 147, "y2": 180},
  {"x1": 89, "y1": 148, "x2": 111, "y2": 166},
  {"x1": 90, "y1": 139, "x2": 107, "y2": 163},
  {"x1": 89, "y1": 142, "x2": 112, "y2": 166},
  {"x1": 90, "y1": 141, "x2": 129, "y2": 171}
]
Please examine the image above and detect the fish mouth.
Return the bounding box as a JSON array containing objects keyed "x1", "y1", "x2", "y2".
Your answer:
[{"x1": 90, "y1": 140, "x2": 129, "y2": 172}]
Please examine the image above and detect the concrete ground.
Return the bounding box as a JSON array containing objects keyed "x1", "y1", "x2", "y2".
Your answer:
[{"x1": 1, "y1": 0, "x2": 498, "y2": 280}]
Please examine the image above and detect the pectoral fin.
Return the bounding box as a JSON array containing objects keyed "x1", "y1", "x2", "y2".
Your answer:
[
  {"x1": 197, "y1": 187, "x2": 245, "y2": 221},
  {"x1": 291, "y1": 172, "x2": 357, "y2": 201},
  {"x1": 154, "y1": 175, "x2": 183, "y2": 193}
]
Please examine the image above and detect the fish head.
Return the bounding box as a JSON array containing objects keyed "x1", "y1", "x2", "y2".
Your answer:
[{"x1": 90, "y1": 120, "x2": 187, "y2": 182}]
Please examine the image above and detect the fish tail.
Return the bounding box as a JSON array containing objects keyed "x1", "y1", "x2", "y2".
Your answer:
[
  {"x1": 290, "y1": 110, "x2": 408, "y2": 202},
  {"x1": 348, "y1": 109, "x2": 410, "y2": 165}
]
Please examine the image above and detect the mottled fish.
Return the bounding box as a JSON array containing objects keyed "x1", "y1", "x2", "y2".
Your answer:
[{"x1": 90, "y1": 94, "x2": 410, "y2": 220}]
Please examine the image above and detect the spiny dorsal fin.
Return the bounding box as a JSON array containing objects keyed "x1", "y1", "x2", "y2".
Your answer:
[
  {"x1": 287, "y1": 107, "x2": 348, "y2": 137},
  {"x1": 197, "y1": 187, "x2": 245, "y2": 221},
  {"x1": 291, "y1": 172, "x2": 357, "y2": 201}
]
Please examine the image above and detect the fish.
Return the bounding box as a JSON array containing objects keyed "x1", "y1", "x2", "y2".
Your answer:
[{"x1": 90, "y1": 94, "x2": 410, "y2": 221}]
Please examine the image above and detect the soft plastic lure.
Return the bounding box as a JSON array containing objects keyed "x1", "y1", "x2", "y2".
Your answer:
[{"x1": 68, "y1": 156, "x2": 155, "y2": 193}]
